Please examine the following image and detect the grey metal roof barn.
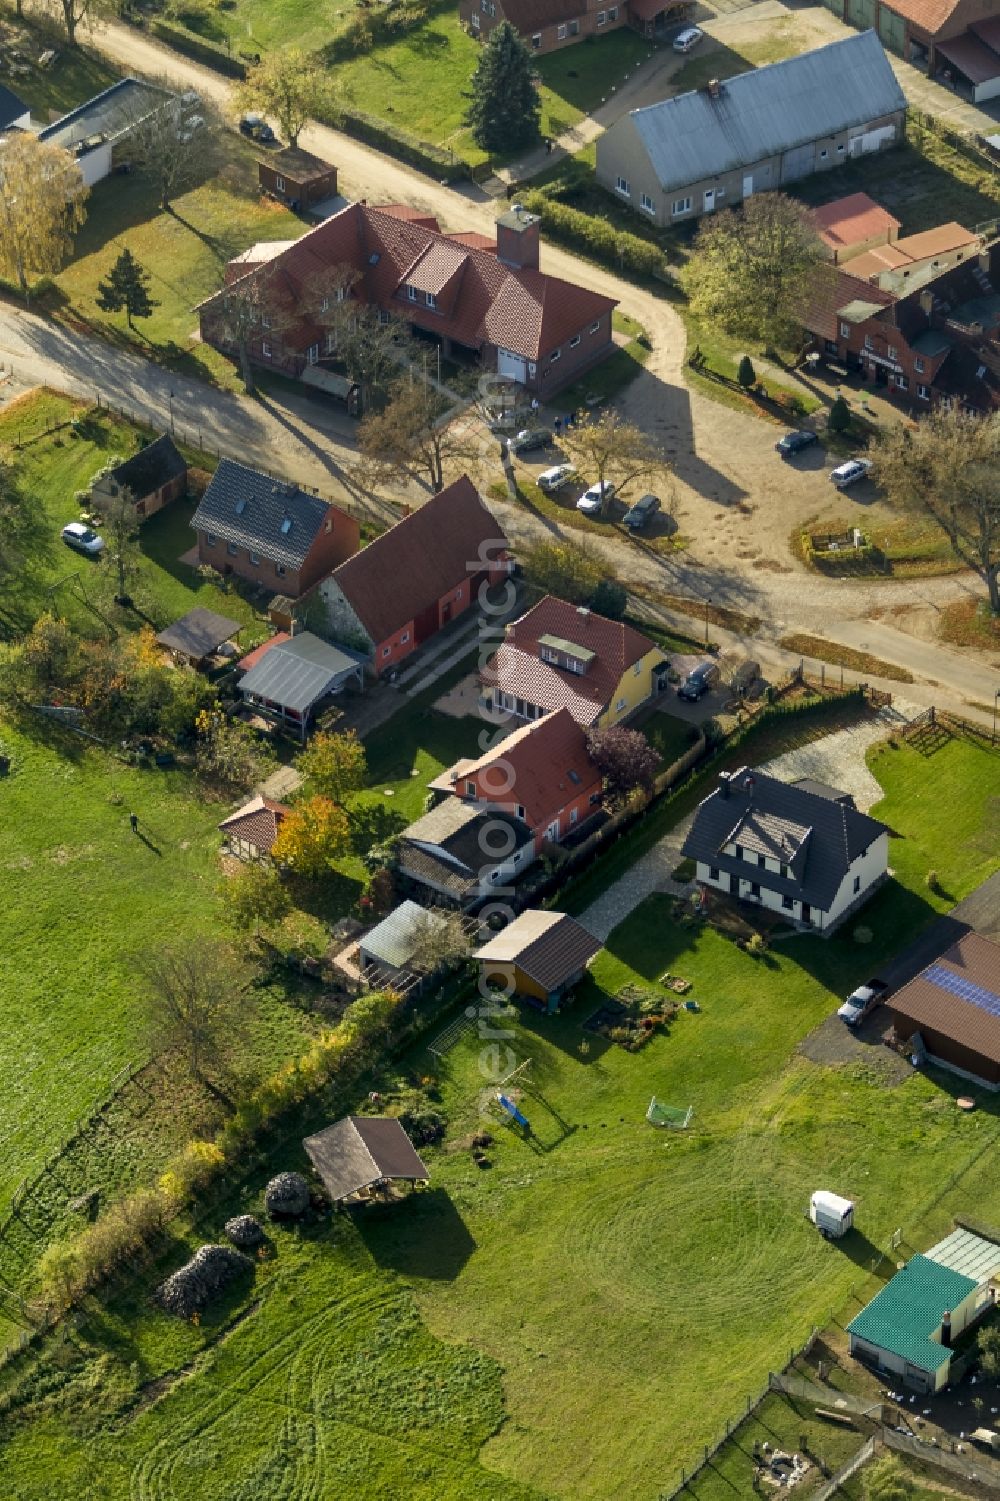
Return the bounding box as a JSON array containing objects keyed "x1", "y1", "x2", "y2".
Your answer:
[
  {"x1": 238, "y1": 630, "x2": 365, "y2": 713},
  {"x1": 359, "y1": 900, "x2": 448, "y2": 971},
  {"x1": 191, "y1": 459, "x2": 339, "y2": 570},
  {"x1": 38, "y1": 77, "x2": 175, "y2": 154},
  {"x1": 303, "y1": 1116, "x2": 430, "y2": 1202},
  {"x1": 924, "y1": 1227, "x2": 1000, "y2": 1284},
  {"x1": 618, "y1": 30, "x2": 906, "y2": 193}
]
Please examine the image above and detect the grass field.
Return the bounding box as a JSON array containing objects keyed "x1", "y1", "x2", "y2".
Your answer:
[
  {"x1": 0, "y1": 389, "x2": 265, "y2": 640},
  {"x1": 50, "y1": 139, "x2": 301, "y2": 387},
  {"x1": 3, "y1": 727, "x2": 999, "y2": 1498}
]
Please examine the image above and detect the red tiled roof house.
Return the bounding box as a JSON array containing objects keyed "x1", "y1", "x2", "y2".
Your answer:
[
  {"x1": 197, "y1": 202, "x2": 617, "y2": 398},
  {"x1": 429, "y1": 706, "x2": 603, "y2": 849},
  {"x1": 218, "y1": 794, "x2": 290, "y2": 861},
  {"x1": 316, "y1": 477, "x2": 511, "y2": 675},
  {"x1": 460, "y1": 0, "x2": 688, "y2": 53},
  {"x1": 484, "y1": 596, "x2": 667, "y2": 727}
]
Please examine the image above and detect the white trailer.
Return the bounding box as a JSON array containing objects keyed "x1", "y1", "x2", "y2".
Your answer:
[{"x1": 809, "y1": 1191, "x2": 854, "y2": 1239}]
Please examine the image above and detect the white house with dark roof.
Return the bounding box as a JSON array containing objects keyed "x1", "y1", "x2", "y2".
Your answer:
[
  {"x1": 681, "y1": 768, "x2": 889, "y2": 931},
  {"x1": 596, "y1": 30, "x2": 907, "y2": 227},
  {"x1": 191, "y1": 459, "x2": 359, "y2": 599}
]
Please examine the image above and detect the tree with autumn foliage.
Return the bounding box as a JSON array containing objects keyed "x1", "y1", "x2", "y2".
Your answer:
[
  {"x1": 586, "y1": 724, "x2": 659, "y2": 806},
  {"x1": 271, "y1": 795, "x2": 350, "y2": 876},
  {"x1": 298, "y1": 729, "x2": 367, "y2": 804},
  {"x1": 221, "y1": 864, "x2": 291, "y2": 939}
]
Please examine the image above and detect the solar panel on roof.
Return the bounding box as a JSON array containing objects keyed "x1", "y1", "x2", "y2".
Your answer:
[{"x1": 925, "y1": 962, "x2": 1000, "y2": 1019}]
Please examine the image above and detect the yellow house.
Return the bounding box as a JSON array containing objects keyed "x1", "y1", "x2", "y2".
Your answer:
[{"x1": 485, "y1": 595, "x2": 668, "y2": 728}]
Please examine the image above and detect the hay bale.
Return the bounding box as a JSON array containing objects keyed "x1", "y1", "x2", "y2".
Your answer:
[
  {"x1": 155, "y1": 1244, "x2": 253, "y2": 1319},
  {"x1": 224, "y1": 1214, "x2": 265, "y2": 1248},
  {"x1": 264, "y1": 1172, "x2": 310, "y2": 1220}
]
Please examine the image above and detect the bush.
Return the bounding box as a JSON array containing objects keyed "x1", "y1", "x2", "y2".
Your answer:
[
  {"x1": 159, "y1": 1139, "x2": 226, "y2": 1206},
  {"x1": 737, "y1": 355, "x2": 755, "y2": 389},
  {"x1": 519, "y1": 190, "x2": 668, "y2": 280},
  {"x1": 828, "y1": 394, "x2": 851, "y2": 433},
  {"x1": 149, "y1": 17, "x2": 247, "y2": 77}
]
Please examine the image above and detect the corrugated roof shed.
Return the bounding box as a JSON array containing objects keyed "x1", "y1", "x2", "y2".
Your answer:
[
  {"x1": 360, "y1": 900, "x2": 447, "y2": 970},
  {"x1": 155, "y1": 607, "x2": 240, "y2": 660},
  {"x1": 620, "y1": 30, "x2": 906, "y2": 194},
  {"x1": 238, "y1": 630, "x2": 364, "y2": 713},
  {"x1": 848, "y1": 1255, "x2": 976, "y2": 1373},
  {"x1": 925, "y1": 1227, "x2": 1000, "y2": 1284}
]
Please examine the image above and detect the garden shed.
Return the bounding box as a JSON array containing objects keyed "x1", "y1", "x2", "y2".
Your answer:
[
  {"x1": 474, "y1": 909, "x2": 602, "y2": 1012},
  {"x1": 237, "y1": 630, "x2": 366, "y2": 740},
  {"x1": 303, "y1": 1116, "x2": 429, "y2": 1203},
  {"x1": 156, "y1": 607, "x2": 241, "y2": 666}
]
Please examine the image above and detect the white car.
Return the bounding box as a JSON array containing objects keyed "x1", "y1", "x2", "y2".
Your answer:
[
  {"x1": 837, "y1": 979, "x2": 888, "y2": 1026},
  {"x1": 830, "y1": 458, "x2": 873, "y2": 489},
  {"x1": 576, "y1": 481, "x2": 616, "y2": 515},
  {"x1": 537, "y1": 463, "x2": 576, "y2": 493},
  {"x1": 61, "y1": 522, "x2": 106, "y2": 557},
  {"x1": 673, "y1": 26, "x2": 703, "y2": 53}
]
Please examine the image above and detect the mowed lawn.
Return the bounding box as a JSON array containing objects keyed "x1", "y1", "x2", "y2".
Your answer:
[
  {"x1": 3, "y1": 734, "x2": 999, "y2": 1498},
  {"x1": 52, "y1": 141, "x2": 300, "y2": 387},
  {"x1": 0, "y1": 390, "x2": 266, "y2": 639}
]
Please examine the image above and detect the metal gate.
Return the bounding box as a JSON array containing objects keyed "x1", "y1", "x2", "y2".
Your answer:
[{"x1": 781, "y1": 142, "x2": 815, "y2": 181}]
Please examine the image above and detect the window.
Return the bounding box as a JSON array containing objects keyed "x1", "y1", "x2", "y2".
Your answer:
[
  {"x1": 887, "y1": 344, "x2": 898, "y2": 360},
  {"x1": 896, "y1": 374, "x2": 908, "y2": 391},
  {"x1": 205, "y1": 532, "x2": 217, "y2": 547},
  {"x1": 262, "y1": 340, "x2": 272, "y2": 359},
  {"x1": 615, "y1": 697, "x2": 627, "y2": 712},
  {"x1": 275, "y1": 563, "x2": 286, "y2": 578},
  {"x1": 917, "y1": 383, "x2": 930, "y2": 399},
  {"x1": 853, "y1": 875, "x2": 861, "y2": 894},
  {"x1": 557, "y1": 22, "x2": 567, "y2": 38},
  {"x1": 633, "y1": 661, "x2": 642, "y2": 675},
  {"x1": 569, "y1": 807, "x2": 578, "y2": 824},
  {"x1": 597, "y1": 8, "x2": 606, "y2": 21},
  {"x1": 672, "y1": 196, "x2": 692, "y2": 216},
  {"x1": 466, "y1": 780, "x2": 476, "y2": 795},
  {"x1": 569, "y1": 18, "x2": 579, "y2": 33},
  {"x1": 780, "y1": 862, "x2": 790, "y2": 879},
  {"x1": 550, "y1": 347, "x2": 561, "y2": 362},
  {"x1": 640, "y1": 192, "x2": 655, "y2": 215},
  {"x1": 307, "y1": 343, "x2": 319, "y2": 364},
  {"x1": 734, "y1": 844, "x2": 743, "y2": 860},
  {"x1": 531, "y1": 31, "x2": 541, "y2": 46},
  {"x1": 590, "y1": 320, "x2": 601, "y2": 334},
  {"x1": 407, "y1": 285, "x2": 417, "y2": 302},
  {"x1": 819, "y1": 149, "x2": 828, "y2": 160},
  {"x1": 481, "y1": 0, "x2": 487, "y2": 10},
  {"x1": 589, "y1": 791, "x2": 601, "y2": 805},
  {"x1": 382, "y1": 646, "x2": 391, "y2": 659},
  {"x1": 227, "y1": 541, "x2": 238, "y2": 557},
  {"x1": 378, "y1": 309, "x2": 391, "y2": 325},
  {"x1": 471, "y1": 10, "x2": 479, "y2": 25},
  {"x1": 249, "y1": 551, "x2": 261, "y2": 566},
  {"x1": 400, "y1": 631, "x2": 410, "y2": 644},
  {"x1": 426, "y1": 292, "x2": 436, "y2": 309},
  {"x1": 275, "y1": 174, "x2": 285, "y2": 192},
  {"x1": 615, "y1": 175, "x2": 630, "y2": 198},
  {"x1": 749, "y1": 882, "x2": 761, "y2": 898},
  {"x1": 840, "y1": 322, "x2": 850, "y2": 338},
  {"x1": 914, "y1": 356, "x2": 925, "y2": 374},
  {"x1": 608, "y1": 4, "x2": 618, "y2": 15},
  {"x1": 321, "y1": 296, "x2": 330, "y2": 312},
  {"x1": 864, "y1": 335, "x2": 873, "y2": 351},
  {"x1": 782, "y1": 894, "x2": 794, "y2": 910},
  {"x1": 569, "y1": 333, "x2": 581, "y2": 348},
  {"x1": 261, "y1": 312, "x2": 271, "y2": 328},
  {"x1": 709, "y1": 865, "x2": 720, "y2": 882},
  {"x1": 837, "y1": 143, "x2": 846, "y2": 153},
  {"x1": 326, "y1": 332, "x2": 337, "y2": 354},
  {"x1": 516, "y1": 803, "x2": 525, "y2": 819}
]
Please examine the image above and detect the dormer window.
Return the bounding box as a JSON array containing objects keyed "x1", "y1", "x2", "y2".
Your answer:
[
  {"x1": 426, "y1": 292, "x2": 436, "y2": 308},
  {"x1": 280, "y1": 516, "x2": 293, "y2": 535},
  {"x1": 407, "y1": 285, "x2": 418, "y2": 302},
  {"x1": 235, "y1": 497, "x2": 247, "y2": 515}
]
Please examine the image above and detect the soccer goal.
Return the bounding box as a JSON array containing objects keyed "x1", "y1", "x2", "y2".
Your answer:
[{"x1": 646, "y1": 1097, "x2": 693, "y2": 1129}]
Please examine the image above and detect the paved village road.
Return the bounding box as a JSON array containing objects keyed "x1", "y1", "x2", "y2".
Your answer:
[{"x1": 0, "y1": 16, "x2": 992, "y2": 724}]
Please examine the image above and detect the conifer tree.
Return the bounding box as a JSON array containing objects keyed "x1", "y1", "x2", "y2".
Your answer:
[
  {"x1": 96, "y1": 248, "x2": 159, "y2": 331},
  {"x1": 465, "y1": 22, "x2": 541, "y2": 154}
]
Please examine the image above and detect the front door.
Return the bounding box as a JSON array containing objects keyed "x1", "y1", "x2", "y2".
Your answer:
[
  {"x1": 802, "y1": 902, "x2": 811, "y2": 923},
  {"x1": 703, "y1": 188, "x2": 715, "y2": 213}
]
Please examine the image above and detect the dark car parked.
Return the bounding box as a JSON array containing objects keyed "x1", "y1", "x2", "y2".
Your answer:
[
  {"x1": 623, "y1": 493, "x2": 661, "y2": 532},
  {"x1": 776, "y1": 430, "x2": 818, "y2": 459},
  {"x1": 240, "y1": 113, "x2": 276, "y2": 143},
  {"x1": 677, "y1": 661, "x2": 720, "y2": 702},
  {"x1": 509, "y1": 427, "x2": 552, "y2": 455}
]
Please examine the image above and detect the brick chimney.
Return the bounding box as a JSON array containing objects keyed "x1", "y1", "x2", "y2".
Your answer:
[
  {"x1": 706, "y1": 78, "x2": 721, "y2": 99},
  {"x1": 496, "y1": 204, "x2": 540, "y2": 271},
  {"x1": 940, "y1": 1310, "x2": 952, "y2": 1348}
]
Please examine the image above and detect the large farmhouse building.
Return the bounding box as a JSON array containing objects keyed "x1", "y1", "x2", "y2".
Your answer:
[
  {"x1": 198, "y1": 201, "x2": 617, "y2": 398},
  {"x1": 317, "y1": 477, "x2": 510, "y2": 676},
  {"x1": 596, "y1": 31, "x2": 906, "y2": 227},
  {"x1": 458, "y1": 0, "x2": 686, "y2": 54},
  {"x1": 682, "y1": 769, "x2": 890, "y2": 932}
]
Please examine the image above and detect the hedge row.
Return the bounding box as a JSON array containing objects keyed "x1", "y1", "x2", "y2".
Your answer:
[
  {"x1": 148, "y1": 18, "x2": 247, "y2": 79},
  {"x1": 519, "y1": 189, "x2": 669, "y2": 281},
  {"x1": 327, "y1": 105, "x2": 470, "y2": 183}
]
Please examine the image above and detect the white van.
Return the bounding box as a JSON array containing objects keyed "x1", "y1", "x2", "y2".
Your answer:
[{"x1": 809, "y1": 1191, "x2": 854, "y2": 1239}]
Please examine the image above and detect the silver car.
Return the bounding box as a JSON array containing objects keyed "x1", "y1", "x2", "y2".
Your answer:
[{"x1": 61, "y1": 522, "x2": 106, "y2": 557}]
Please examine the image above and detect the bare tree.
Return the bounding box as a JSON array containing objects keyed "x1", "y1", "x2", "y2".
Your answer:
[
  {"x1": 96, "y1": 489, "x2": 142, "y2": 606},
  {"x1": 870, "y1": 406, "x2": 1000, "y2": 612},
  {"x1": 358, "y1": 377, "x2": 478, "y2": 492},
  {"x1": 408, "y1": 910, "x2": 471, "y2": 973},
  {"x1": 44, "y1": 0, "x2": 112, "y2": 46},
  {"x1": 559, "y1": 409, "x2": 666, "y2": 516},
  {"x1": 122, "y1": 89, "x2": 223, "y2": 211},
  {"x1": 205, "y1": 265, "x2": 293, "y2": 395},
  {"x1": 137, "y1": 938, "x2": 258, "y2": 1086},
  {"x1": 0, "y1": 135, "x2": 88, "y2": 300}
]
